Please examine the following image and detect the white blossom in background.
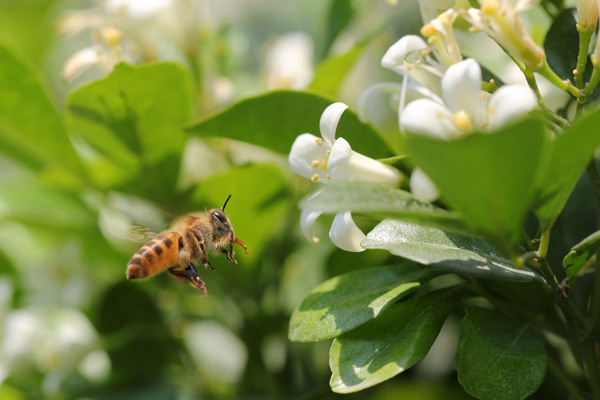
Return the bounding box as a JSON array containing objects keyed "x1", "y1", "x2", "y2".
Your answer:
[
  {"x1": 58, "y1": 0, "x2": 174, "y2": 80},
  {"x1": 460, "y1": 0, "x2": 545, "y2": 70},
  {"x1": 0, "y1": 306, "x2": 109, "y2": 396},
  {"x1": 289, "y1": 103, "x2": 401, "y2": 252},
  {"x1": 262, "y1": 32, "x2": 314, "y2": 90},
  {"x1": 402, "y1": 58, "x2": 538, "y2": 138}
]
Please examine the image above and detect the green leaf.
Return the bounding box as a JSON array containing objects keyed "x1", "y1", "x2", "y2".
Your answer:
[
  {"x1": 321, "y1": 0, "x2": 356, "y2": 59},
  {"x1": 330, "y1": 287, "x2": 465, "y2": 393},
  {"x1": 0, "y1": 184, "x2": 95, "y2": 231},
  {"x1": 0, "y1": 42, "x2": 83, "y2": 177},
  {"x1": 543, "y1": 9, "x2": 578, "y2": 81},
  {"x1": 456, "y1": 307, "x2": 547, "y2": 400},
  {"x1": 299, "y1": 180, "x2": 467, "y2": 234},
  {"x1": 65, "y1": 62, "x2": 193, "y2": 194},
  {"x1": 289, "y1": 264, "x2": 437, "y2": 342},
  {"x1": 186, "y1": 90, "x2": 391, "y2": 159},
  {"x1": 563, "y1": 230, "x2": 600, "y2": 280},
  {"x1": 362, "y1": 219, "x2": 542, "y2": 282},
  {"x1": 403, "y1": 119, "x2": 547, "y2": 252},
  {"x1": 534, "y1": 109, "x2": 600, "y2": 227},
  {"x1": 310, "y1": 44, "x2": 364, "y2": 97}
]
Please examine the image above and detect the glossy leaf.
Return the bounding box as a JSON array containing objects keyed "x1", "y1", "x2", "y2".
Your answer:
[
  {"x1": 299, "y1": 181, "x2": 467, "y2": 234},
  {"x1": 0, "y1": 42, "x2": 82, "y2": 176},
  {"x1": 186, "y1": 90, "x2": 391, "y2": 159},
  {"x1": 403, "y1": 119, "x2": 547, "y2": 251},
  {"x1": 456, "y1": 307, "x2": 547, "y2": 400},
  {"x1": 65, "y1": 62, "x2": 193, "y2": 194},
  {"x1": 543, "y1": 9, "x2": 578, "y2": 81},
  {"x1": 330, "y1": 287, "x2": 465, "y2": 393},
  {"x1": 289, "y1": 264, "x2": 437, "y2": 342},
  {"x1": 362, "y1": 219, "x2": 541, "y2": 282},
  {"x1": 534, "y1": 109, "x2": 600, "y2": 228},
  {"x1": 563, "y1": 230, "x2": 600, "y2": 280}
]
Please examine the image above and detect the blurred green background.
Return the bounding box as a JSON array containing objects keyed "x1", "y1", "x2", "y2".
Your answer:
[{"x1": 0, "y1": 0, "x2": 483, "y2": 399}]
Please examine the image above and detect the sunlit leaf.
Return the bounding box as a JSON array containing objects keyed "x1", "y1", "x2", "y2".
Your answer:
[
  {"x1": 299, "y1": 181, "x2": 467, "y2": 234},
  {"x1": 0, "y1": 42, "x2": 83, "y2": 178},
  {"x1": 362, "y1": 219, "x2": 542, "y2": 282},
  {"x1": 289, "y1": 264, "x2": 437, "y2": 342},
  {"x1": 330, "y1": 287, "x2": 465, "y2": 393},
  {"x1": 66, "y1": 62, "x2": 193, "y2": 197}
]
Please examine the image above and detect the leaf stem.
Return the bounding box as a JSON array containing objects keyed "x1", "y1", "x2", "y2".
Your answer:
[
  {"x1": 536, "y1": 61, "x2": 584, "y2": 99},
  {"x1": 547, "y1": 356, "x2": 587, "y2": 400},
  {"x1": 575, "y1": 25, "x2": 594, "y2": 89},
  {"x1": 584, "y1": 57, "x2": 600, "y2": 96}
]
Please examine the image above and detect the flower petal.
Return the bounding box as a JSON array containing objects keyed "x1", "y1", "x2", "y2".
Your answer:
[
  {"x1": 410, "y1": 167, "x2": 440, "y2": 203},
  {"x1": 381, "y1": 35, "x2": 428, "y2": 73},
  {"x1": 329, "y1": 211, "x2": 365, "y2": 252},
  {"x1": 441, "y1": 58, "x2": 482, "y2": 122},
  {"x1": 300, "y1": 208, "x2": 322, "y2": 243},
  {"x1": 328, "y1": 138, "x2": 401, "y2": 185},
  {"x1": 402, "y1": 98, "x2": 458, "y2": 139},
  {"x1": 319, "y1": 102, "x2": 349, "y2": 146},
  {"x1": 289, "y1": 133, "x2": 330, "y2": 183},
  {"x1": 62, "y1": 46, "x2": 102, "y2": 81},
  {"x1": 487, "y1": 85, "x2": 537, "y2": 130}
]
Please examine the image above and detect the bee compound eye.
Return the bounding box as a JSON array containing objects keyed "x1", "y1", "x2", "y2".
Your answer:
[{"x1": 211, "y1": 211, "x2": 227, "y2": 223}]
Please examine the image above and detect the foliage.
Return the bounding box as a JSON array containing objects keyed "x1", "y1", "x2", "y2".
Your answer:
[{"x1": 0, "y1": 1, "x2": 600, "y2": 400}]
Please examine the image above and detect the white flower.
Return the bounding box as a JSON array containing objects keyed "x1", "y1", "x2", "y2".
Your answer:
[
  {"x1": 290, "y1": 103, "x2": 401, "y2": 252},
  {"x1": 402, "y1": 58, "x2": 537, "y2": 138},
  {"x1": 263, "y1": 32, "x2": 314, "y2": 90},
  {"x1": 578, "y1": 0, "x2": 599, "y2": 29},
  {"x1": 289, "y1": 102, "x2": 401, "y2": 185},
  {"x1": 461, "y1": 0, "x2": 545, "y2": 70}
]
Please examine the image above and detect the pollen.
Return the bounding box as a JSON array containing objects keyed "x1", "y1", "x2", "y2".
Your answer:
[
  {"x1": 480, "y1": 0, "x2": 499, "y2": 15},
  {"x1": 311, "y1": 160, "x2": 320, "y2": 168},
  {"x1": 315, "y1": 138, "x2": 324, "y2": 146},
  {"x1": 311, "y1": 174, "x2": 320, "y2": 182},
  {"x1": 102, "y1": 26, "x2": 123, "y2": 46},
  {"x1": 451, "y1": 111, "x2": 472, "y2": 131},
  {"x1": 319, "y1": 158, "x2": 328, "y2": 170},
  {"x1": 420, "y1": 23, "x2": 437, "y2": 38}
]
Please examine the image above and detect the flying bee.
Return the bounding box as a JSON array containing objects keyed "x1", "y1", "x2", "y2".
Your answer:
[{"x1": 126, "y1": 195, "x2": 248, "y2": 295}]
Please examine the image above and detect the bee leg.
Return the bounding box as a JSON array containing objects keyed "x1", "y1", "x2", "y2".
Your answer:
[
  {"x1": 202, "y1": 258, "x2": 215, "y2": 271},
  {"x1": 222, "y1": 246, "x2": 237, "y2": 264},
  {"x1": 168, "y1": 265, "x2": 207, "y2": 296}
]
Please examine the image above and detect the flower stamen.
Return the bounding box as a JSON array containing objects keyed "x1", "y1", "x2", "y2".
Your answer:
[{"x1": 451, "y1": 110, "x2": 472, "y2": 131}]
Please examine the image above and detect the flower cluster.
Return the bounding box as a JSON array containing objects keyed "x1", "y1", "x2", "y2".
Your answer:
[{"x1": 289, "y1": 0, "x2": 545, "y2": 250}]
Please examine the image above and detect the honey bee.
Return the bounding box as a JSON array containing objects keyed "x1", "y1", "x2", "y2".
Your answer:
[{"x1": 126, "y1": 195, "x2": 248, "y2": 295}]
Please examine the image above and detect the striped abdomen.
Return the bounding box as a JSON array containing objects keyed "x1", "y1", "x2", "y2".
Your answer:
[{"x1": 126, "y1": 231, "x2": 181, "y2": 279}]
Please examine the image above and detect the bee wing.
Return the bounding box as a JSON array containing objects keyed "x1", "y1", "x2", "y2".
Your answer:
[{"x1": 128, "y1": 225, "x2": 160, "y2": 243}]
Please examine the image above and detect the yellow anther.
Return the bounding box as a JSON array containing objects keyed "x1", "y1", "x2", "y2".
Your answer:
[
  {"x1": 315, "y1": 138, "x2": 323, "y2": 146},
  {"x1": 326, "y1": 150, "x2": 330, "y2": 156},
  {"x1": 480, "y1": 0, "x2": 499, "y2": 15},
  {"x1": 311, "y1": 174, "x2": 320, "y2": 182},
  {"x1": 319, "y1": 159, "x2": 328, "y2": 170},
  {"x1": 420, "y1": 22, "x2": 437, "y2": 38},
  {"x1": 311, "y1": 160, "x2": 320, "y2": 168},
  {"x1": 102, "y1": 27, "x2": 122, "y2": 46},
  {"x1": 451, "y1": 111, "x2": 472, "y2": 131}
]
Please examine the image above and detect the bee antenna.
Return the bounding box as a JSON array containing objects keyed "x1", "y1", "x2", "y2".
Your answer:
[{"x1": 222, "y1": 194, "x2": 232, "y2": 211}]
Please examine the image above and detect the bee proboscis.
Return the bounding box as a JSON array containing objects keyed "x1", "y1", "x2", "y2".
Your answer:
[{"x1": 126, "y1": 195, "x2": 248, "y2": 295}]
